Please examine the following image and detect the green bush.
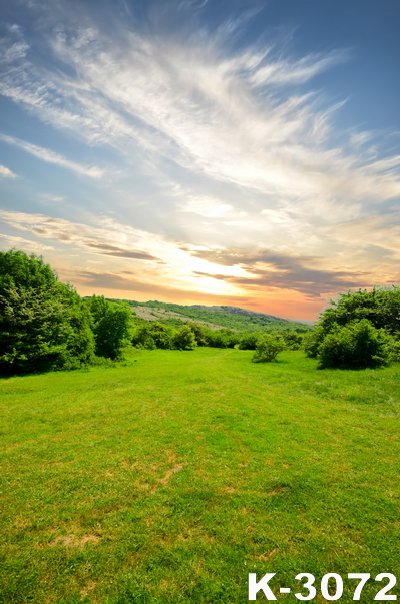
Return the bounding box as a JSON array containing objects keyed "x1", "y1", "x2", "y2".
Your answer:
[
  {"x1": 238, "y1": 332, "x2": 259, "y2": 350},
  {"x1": 187, "y1": 323, "x2": 208, "y2": 346},
  {"x1": 282, "y1": 331, "x2": 304, "y2": 350},
  {"x1": 172, "y1": 325, "x2": 196, "y2": 350},
  {"x1": 385, "y1": 335, "x2": 400, "y2": 364},
  {"x1": 318, "y1": 319, "x2": 390, "y2": 369},
  {"x1": 132, "y1": 322, "x2": 174, "y2": 350},
  {"x1": 252, "y1": 335, "x2": 285, "y2": 363},
  {"x1": 205, "y1": 328, "x2": 238, "y2": 348}
]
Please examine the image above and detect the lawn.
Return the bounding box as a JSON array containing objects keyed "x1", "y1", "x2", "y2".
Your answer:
[{"x1": 1, "y1": 349, "x2": 399, "y2": 603}]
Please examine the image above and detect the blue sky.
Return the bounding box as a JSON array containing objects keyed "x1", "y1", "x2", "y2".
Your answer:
[{"x1": 0, "y1": 0, "x2": 399, "y2": 319}]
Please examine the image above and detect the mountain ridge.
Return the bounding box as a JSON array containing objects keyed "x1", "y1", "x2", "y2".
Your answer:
[{"x1": 121, "y1": 299, "x2": 311, "y2": 332}]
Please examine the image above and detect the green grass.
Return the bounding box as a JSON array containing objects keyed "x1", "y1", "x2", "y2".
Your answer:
[{"x1": 1, "y1": 349, "x2": 399, "y2": 603}]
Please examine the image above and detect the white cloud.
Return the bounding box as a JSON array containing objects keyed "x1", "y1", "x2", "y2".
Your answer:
[
  {"x1": 0, "y1": 133, "x2": 103, "y2": 178},
  {"x1": 0, "y1": 2, "x2": 399, "y2": 307},
  {"x1": 249, "y1": 50, "x2": 347, "y2": 87},
  {"x1": 179, "y1": 196, "x2": 238, "y2": 218},
  {"x1": 0, "y1": 6, "x2": 398, "y2": 221},
  {"x1": 0, "y1": 165, "x2": 16, "y2": 178}
]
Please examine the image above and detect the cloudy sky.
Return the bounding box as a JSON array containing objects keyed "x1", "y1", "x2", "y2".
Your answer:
[{"x1": 0, "y1": 0, "x2": 399, "y2": 320}]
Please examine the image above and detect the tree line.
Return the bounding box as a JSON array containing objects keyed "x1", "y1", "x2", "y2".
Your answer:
[
  {"x1": 1, "y1": 249, "x2": 399, "y2": 374},
  {"x1": 0, "y1": 250, "x2": 131, "y2": 375}
]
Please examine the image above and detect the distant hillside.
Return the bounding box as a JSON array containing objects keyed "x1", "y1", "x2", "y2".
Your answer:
[{"x1": 121, "y1": 299, "x2": 310, "y2": 333}]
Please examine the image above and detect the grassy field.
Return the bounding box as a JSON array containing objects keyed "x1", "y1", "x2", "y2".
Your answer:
[{"x1": 1, "y1": 349, "x2": 399, "y2": 603}]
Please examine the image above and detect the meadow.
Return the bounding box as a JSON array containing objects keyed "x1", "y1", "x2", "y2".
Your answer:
[{"x1": 1, "y1": 348, "x2": 399, "y2": 603}]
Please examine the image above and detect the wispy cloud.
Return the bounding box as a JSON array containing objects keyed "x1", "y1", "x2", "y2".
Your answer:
[
  {"x1": 1, "y1": 4, "x2": 399, "y2": 208},
  {"x1": 0, "y1": 2, "x2": 399, "y2": 318},
  {"x1": 248, "y1": 50, "x2": 347, "y2": 87},
  {"x1": 0, "y1": 164, "x2": 16, "y2": 178},
  {"x1": 191, "y1": 247, "x2": 369, "y2": 297},
  {"x1": 0, "y1": 133, "x2": 104, "y2": 178}
]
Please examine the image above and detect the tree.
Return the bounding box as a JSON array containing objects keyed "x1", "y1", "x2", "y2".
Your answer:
[
  {"x1": 0, "y1": 250, "x2": 94, "y2": 374},
  {"x1": 305, "y1": 287, "x2": 400, "y2": 368},
  {"x1": 252, "y1": 334, "x2": 285, "y2": 363},
  {"x1": 172, "y1": 325, "x2": 196, "y2": 350},
  {"x1": 132, "y1": 322, "x2": 173, "y2": 350},
  {"x1": 187, "y1": 322, "x2": 208, "y2": 346},
  {"x1": 318, "y1": 320, "x2": 390, "y2": 369},
  {"x1": 238, "y1": 332, "x2": 259, "y2": 350},
  {"x1": 87, "y1": 295, "x2": 132, "y2": 360}
]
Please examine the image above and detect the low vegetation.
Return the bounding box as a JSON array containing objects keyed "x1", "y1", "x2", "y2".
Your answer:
[
  {"x1": 1, "y1": 349, "x2": 399, "y2": 603},
  {"x1": 252, "y1": 334, "x2": 285, "y2": 363}
]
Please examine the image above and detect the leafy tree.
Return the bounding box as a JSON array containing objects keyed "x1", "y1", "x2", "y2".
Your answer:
[
  {"x1": 187, "y1": 322, "x2": 208, "y2": 346},
  {"x1": 172, "y1": 325, "x2": 196, "y2": 350},
  {"x1": 204, "y1": 328, "x2": 238, "y2": 348},
  {"x1": 318, "y1": 320, "x2": 390, "y2": 369},
  {"x1": 252, "y1": 334, "x2": 285, "y2": 363},
  {"x1": 304, "y1": 324, "x2": 326, "y2": 359},
  {"x1": 0, "y1": 250, "x2": 94, "y2": 374},
  {"x1": 282, "y1": 331, "x2": 304, "y2": 350},
  {"x1": 132, "y1": 322, "x2": 172, "y2": 350},
  {"x1": 87, "y1": 295, "x2": 131, "y2": 360},
  {"x1": 238, "y1": 332, "x2": 259, "y2": 350},
  {"x1": 306, "y1": 287, "x2": 400, "y2": 367}
]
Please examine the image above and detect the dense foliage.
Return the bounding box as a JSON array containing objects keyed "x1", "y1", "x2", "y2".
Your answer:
[
  {"x1": 317, "y1": 320, "x2": 391, "y2": 369},
  {"x1": 87, "y1": 295, "x2": 132, "y2": 360},
  {"x1": 0, "y1": 250, "x2": 94, "y2": 374},
  {"x1": 131, "y1": 320, "x2": 303, "y2": 357},
  {"x1": 305, "y1": 287, "x2": 400, "y2": 369},
  {"x1": 0, "y1": 250, "x2": 135, "y2": 374},
  {"x1": 131, "y1": 322, "x2": 196, "y2": 351},
  {"x1": 252, "y1": 334, "x2": 285, "y2": 363}
]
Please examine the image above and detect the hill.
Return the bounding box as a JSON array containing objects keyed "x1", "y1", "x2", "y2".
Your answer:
[{"x1": 123, "y1": 299, "x2": 310, "y2": 332}]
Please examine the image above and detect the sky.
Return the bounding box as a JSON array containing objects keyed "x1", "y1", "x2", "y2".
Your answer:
[{"x1": 0, "y1": 0, "x2": 399, "y2": 320}]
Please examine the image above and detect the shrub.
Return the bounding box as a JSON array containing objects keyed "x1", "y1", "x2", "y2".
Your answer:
[
  {"x1": 205, "y1": 328, "x2": 239, "y2": 348},
  {"x1": 188, "y1": 323, "x2": 208, "y2": 346},
  {"x1": 282, "y1": 331, "x2": 304, "y2": 350},
  {"x1": 132, "y1": 322, "x2": 173, "y2": 350},
  {"x1": 172, "y1": 325, "x2": 196, "y2": 350},
  {"x1": 318, "y1": 319, "x2": 391, "y2": 369},
  {"x1": 252, "y1": 335, "x2": 285, "y2": 363},
  {"x1": 238, "y1": 332, "x2": 259, "y2": 350},
  {"x1": 385, "y1": 335, "x2": 400, "y2": 364}
]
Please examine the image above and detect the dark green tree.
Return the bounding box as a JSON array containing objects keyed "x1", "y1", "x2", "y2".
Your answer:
[
  {"x1": 87, "y1": 295, "x2": 131, "y2": 359},
  {"x1": 0, "y1": 250, "x2": 94, "y2": 374},
  {"x1": 305, "y1": 286, "x2": 400, "y2": 368},
  {"x1": 238, "y1": 332, "x2": 259, "y2": 350},
  {"x1": 318, "y1": 320, "x2": 390, "y2": 369},
  {"x1": 132, "y1": 322, "x2": 173, "y2": 350},
  {"x1": 172, "y1": 325, "x2": 196, "y2": 350}
]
